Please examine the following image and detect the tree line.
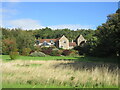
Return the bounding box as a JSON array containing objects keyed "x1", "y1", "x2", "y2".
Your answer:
[
  {"x1": 1, "y1": 9, "x2": 119, "y2": 58},
  {"x1": 1, "y1": 26, "x2": 95, "y2": 55}
]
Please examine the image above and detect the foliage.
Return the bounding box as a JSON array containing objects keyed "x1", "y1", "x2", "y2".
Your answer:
[
  {"x1": 41, "y1": 47, "x2": 53, "y2": 55},
  {"x1": 16, "y1": 31, "x2": 35, "y2": 54},
  {"x1": 22, "y1": 48, "x2": 31, "y2": 56},
  {"x1": 33, "y1": 46, "x2": 41, "y2": 52},
  {"x1": 75, "y1": 37, "x2": 97, "y2": 56},
  {"x1": 69, "y1": 53, "x2": 79, "y2": 57},
  {"x1": 68, "y1": 50, "x2": 79, "y2": 57},
  {"x1": 1, "y1": 27, "x2": 95, "y2": 56},
  {"x1": 33, "y1": 27, "x2": 95, "y2": 41},
  {"x1": 93, "y1": 9, "x2": 120, "y2": 57},
  {"x1": 30, "y1": 51, "x2": 46, "y2": 57},
  {"x1": 76, "y1": 9, "x2": 120, "y2": 57},
  {"x1": 2, "y1": 38, "x2": 17, "y2": 55},
  {"x1": 1, "y1": 28, "x2": 35, "y2": 55},
  {"x1": 62, "y1": 50, "x2": 72, "y2": 56},
  {"x1": 9, "y1": 51, "x2": 19, "y2": 60},
  {"x1": 1, "y1": 9, "x2": 119, "y2": 58},
  {"x1": 50, "y1": 50, "x2": 61, "y2": 56}
]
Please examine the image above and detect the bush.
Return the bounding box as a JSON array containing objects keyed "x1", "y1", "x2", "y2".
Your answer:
[
  {"x1": 22, "y1": 48, "x2": 31, "y2": 56},
  {"x1": 69, "y1": 52, "x2": 79, "y2": 57},
  {"x1": 34, "y1": 46, "x2": 41, "y2": 52},
  {"x1": 62, "y1": 50, "x2": 72, "y2": 56},
  {"x1": 50, "y1": 50, "x2": 61, "y2": 56},
  {"x1": 52, "y1": 48, "x2": 59, "y2": 51},
  {"x1": 9, "y1": 51, "x2": 19, "y2": 60},
  {"x1": 69, "y1": 50, "x2": 79, "y2": 57},
  {"x1": 30, "y1": 51, "x2": 46, "y2": 57},
  {"x1": 29, "y1": 50, "x2": 35, "y2": 54},
  {"x1": 2, "y1": 38, "x2": 17, "y2": 55},
  {"x1": 41, "y1": 47, "x2": 53, "y2": 55}
]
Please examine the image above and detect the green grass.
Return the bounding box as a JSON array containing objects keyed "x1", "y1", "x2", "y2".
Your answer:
[
  {"x1": 1, "y1": 55, "x2": 79, "y2": 61},
  {"x1": 2, "y1": 55, "x2": 118, "y2": 88},
  {"x1": 1, "y1": 55, "x2": 118, "y2": 64}
]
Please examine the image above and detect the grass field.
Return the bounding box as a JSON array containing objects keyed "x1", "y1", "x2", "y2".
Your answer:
[
  {"x1": 2, "y1": 55, "x2": 118, "y2": 63},
  {"x1": 2, "y1": 55, "x2": 79, "y2": 61},
  {"x1": 1, "y1": 55, "x2": 119, "y2": 88}
]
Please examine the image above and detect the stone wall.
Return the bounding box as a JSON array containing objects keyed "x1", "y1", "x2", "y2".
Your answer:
[
  {"x1": 77, "y1": 35, "x2": 86, "y2": 46},
  {"x1": 58, "y1": 35, "x2": 69, "y2": 49}
]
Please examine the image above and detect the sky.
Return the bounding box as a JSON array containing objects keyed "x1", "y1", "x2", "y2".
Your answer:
[{"x1": 1, "y1": 2, "x2": 119, "y2": 30}]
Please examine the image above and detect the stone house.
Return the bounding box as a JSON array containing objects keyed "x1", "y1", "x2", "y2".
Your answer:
[{"x1": 34, "y1": 35, "x2": 86, "y2": 49}]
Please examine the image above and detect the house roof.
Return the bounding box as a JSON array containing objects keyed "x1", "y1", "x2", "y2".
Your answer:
[
  {"x1": 38, "y1": 38, "x2": 60, "y2": 43},
  {"x1": 69, "y1": 42, "x2": 76, "y2": 47}
]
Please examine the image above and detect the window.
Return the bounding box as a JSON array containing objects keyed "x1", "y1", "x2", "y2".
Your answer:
[
  {"x1": 42, "y1": 41, "x2": 49, "y2": 46},
  {"x1": 61, "y1": 46, "x2": 63, "y2": 48},
  {"x1": 50, "y1": 40, "x2": 54, "y2": 42},
  {"x1": 63, "y1": 41, "x2": 66, "y2": 43},
  {"x1": 50, "y1": 40, "x2": 54, "y2": 44}
]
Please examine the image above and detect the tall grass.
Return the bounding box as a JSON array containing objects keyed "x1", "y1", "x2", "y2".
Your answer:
[{"x1": 2, "y1": 60, "x2": 119, "y2": 88}]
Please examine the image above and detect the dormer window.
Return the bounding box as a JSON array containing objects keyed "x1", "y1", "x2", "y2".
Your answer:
[
  {"x1": 50, "y1": 40, "x2": 53, "y2": 42},
  {"x1": 42, "y1": 41, "x2": 49, "y2": 46},
  {"x1": 50, "y1": 40, "x2": 54, "y2": 44}
]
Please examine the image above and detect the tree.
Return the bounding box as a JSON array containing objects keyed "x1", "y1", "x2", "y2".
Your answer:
[
  {"x1": 95, "y1": 9, "x2": 119, "y2": 57},
  {"x1": 2, "y1": 38, "x2": 17, "y2": 55},
  {"x1": 16, "y1": 31, "x2": 34, "y2": 54},
  {"x1": 84, "y1": 9, "x2": 120, "y2": 57}
]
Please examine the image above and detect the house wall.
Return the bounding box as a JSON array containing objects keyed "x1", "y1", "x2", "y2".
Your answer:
[
  {"x1": 77, "y1": 35, "x2": 86, "y2": 46},
  {"x1": 34, "y1": 35, "x2": 86, "y2": 49},
  {"x1": 58, "y1": 35, "x2": 69, "y2": 49}
]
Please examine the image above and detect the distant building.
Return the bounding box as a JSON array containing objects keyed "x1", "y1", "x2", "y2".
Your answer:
[{"x1": 34, "y1": 35, "x2": 86, "y2": 49}]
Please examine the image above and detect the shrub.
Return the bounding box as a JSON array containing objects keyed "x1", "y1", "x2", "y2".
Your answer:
[
  {"x1": 30, "y1": 51, "x2": 46, "y2": 57},
  {"x1": 41, "y1": 47, "x2": 53, "y2": 55},
  {"x1": 22, "y1": 48, "x2": 31, "y2": 56},
  {"x1": 69, "y1": 52, "x2": 79, "y2": 57},
  {"x1": 68, "y1": 50, "x2": 79, "y2": 57},
  {"x1": 62, "y1": 50, "x2": 72, "y2": 56},
  {"x1": 34, "y1": 46, "x2": 41, "y2": 52},
  {"x1": 9, "y1": 51, "x2": 19, "y2": 60},
  {"x1": 29, "y1": 50, "x2": 35, "y2": 54},
  {"x1": 52, "y1": 48, "x2": 59, "y2": 51},
  {"x1": 2, "y1": 38, "x2": 17, "y2": 55},
  {"x1": 50, "y1": 50, "x2": 61, "y2": 56}
]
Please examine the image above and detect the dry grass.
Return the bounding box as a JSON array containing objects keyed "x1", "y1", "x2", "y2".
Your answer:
[{"x1": 2, "y1": 60, "x2": 119, "y2": 88}]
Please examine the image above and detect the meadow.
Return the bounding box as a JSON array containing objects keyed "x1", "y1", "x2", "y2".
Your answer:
[{"x1": 1, "y1": 55, "x2": 119, "y2": 88}]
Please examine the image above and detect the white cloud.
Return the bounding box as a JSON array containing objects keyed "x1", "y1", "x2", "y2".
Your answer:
[
  {"x1": 48, "y1": 24, "x2": 95, "y2": 30},
  {"x1": 3, "y1": 18, "x2": 95, "y2": 30},
  {"x1": 7, "y1": 19, "x2": 45, "y2": 30},
  {"x1": 2, "y1": 19, "x2": 95, "y2": 30}
]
